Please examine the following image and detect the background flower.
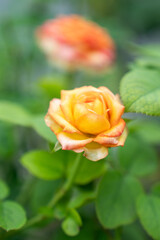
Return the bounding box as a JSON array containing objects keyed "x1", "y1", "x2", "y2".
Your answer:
[
  {"x1": 45, "y1": 86, "x2": 127, "y2": 161},
  {"x1": 36, "y1": 15, "x2": 115, "y2": 72}
]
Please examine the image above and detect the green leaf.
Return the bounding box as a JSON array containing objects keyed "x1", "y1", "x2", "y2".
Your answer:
[
  {"x1": 120, "y1": 69, "x2": 160, "y2": 116},
  {"x1": 62, "y1": 209, "x2": 82, "y2": 237},
  {"x1": 151, "y1": 182, "x2": 160, "y2": 198},
  {"x1": 0, "y1": 101, "x2": 56, "y2": 143},
  {"x1": 53, "y1": 220, "x2": 95, "y2": 240},
  {"x1": 0, "y1": 101, "x2": 32, "y2": 126},
  {"x1": 21, "y1": 150, "x2": 66, "y2": 180},
  {"x1": 122, "y1": 222, "x2": 148, "y2": 240},
  {"x1": 116, "y1": 135, "x2": 158, "y2": 177},
  {"x1": 0, "y1": 122, "x2": 15, "y2": 158},
  {"x1": 133, "y1": 57, "x2": 160, "y2": 69},
  {"x1": 67, "y1": 153, "x2": 107, "y2": 185},
  {"x1": 0, "y1": 201, "x2": 26, "y2": 231},
  {"x1": 32, "y1": 115, "x2": 57, "y2": 143},
  {"x1": 0, "y1": 180, "x2": 9, "y2": 200},
  {"x1": 62, "y1": 217, "x2": 80, "y2": 236},
  {"x1": 31, "y1": 179, "x2": 62, "y2": 213},
  {"x1": 130, "y1": 43, "x2": 160, "y2": 58},
  {"x1": 137, "y1": 194, "x2": 160, "y2": 239},
  {"x1": 128, "y1": 120, "x2": 160, "y2": 144},
  {"x1": 96, "y1": 171, "x2": 143, "y2": 229},
  {"x1": 68, "y1": 188, "x2": 96, "y2": 209},
  {"x1": 38, "y1": 76, "x2": 66, "y2": 99}
]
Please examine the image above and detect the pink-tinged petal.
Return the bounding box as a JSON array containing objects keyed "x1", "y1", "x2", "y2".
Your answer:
[
  {"x1": 57, "y1": 132, "x2": 93, "y2": 150},
  {"x1": 83, "y1": 142, "x2": 108, "y2": 161},
  {"x1": 94, "y1": 135, "x2": 118, "y2": 146},
  {"x1": 45, "y1": 114, "x2": 62, "y2": 134},
  {"x1": 99, "y1": 87, "x2": 125, "y2": 126},
  {"x1": 48, "y1": 99, "x2": 81, "y2": 134},
  {"x1": 117, "y1": 127, "x2": 128, "y2": 147},
  {"x1": 85, "y1": 52, "x2": 111, "y2": 70},
  {"x1": 73, "y1": 148, "x2": 84, "y2": 153},
  {"x1": 99, "y1": 119, "x2": 126, "y2": 137}
]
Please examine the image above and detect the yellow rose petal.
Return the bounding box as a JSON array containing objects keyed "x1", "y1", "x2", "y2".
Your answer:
[
  {"x1": 84, "y1": 142, "x2": 108, "y2": 161},
  {"x1": 57, "y1": 132, "x2": 93, "y2": 150},
  {"x1": 49, "y1": 99, "x2": 81, "y2": 134},
  {"x1": 76, "y1": 112, "x2": 110, "y2": 135}
]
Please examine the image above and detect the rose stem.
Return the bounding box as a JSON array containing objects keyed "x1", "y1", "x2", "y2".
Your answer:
[{"x1": 24, "y1": 152, "x2": 82, "y2": 229}]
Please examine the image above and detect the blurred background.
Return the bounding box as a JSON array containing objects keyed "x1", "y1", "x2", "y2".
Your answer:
[{"x1": 0, "y1": 0, "x2": 160, "y2": 239}]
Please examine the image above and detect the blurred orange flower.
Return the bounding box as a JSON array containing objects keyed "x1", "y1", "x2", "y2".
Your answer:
[
  {"x1": 36, "y1": 15, "x2": 115, "y2": 71},
  {"x1": 45, "y1": 86, "x2": 127, "y2": 161}
]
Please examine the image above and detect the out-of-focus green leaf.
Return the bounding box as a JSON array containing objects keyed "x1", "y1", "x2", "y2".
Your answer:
[
  {"x1": 31, "y1": 179, "x2": 62, "y2": 213},
  {"x1": 67, "y1": 153, "x2": 107, "y2": 185},
  {"x1": 68, "y1": 188, "x2": 96, "y2": 209},
  {"x1": 114, "y1": 135, "x2": 158, "y2": 177},
  {"x1": 0, "y1": 180, "x2": 9, "y2": 200},
  {"x1": 151, "y1": 182, "x2": 160, "y2": 197},
  {"x1": 0, "y1": 122, "x2": 15, "y2": 158},
  {"x1": 96, "y1": 171, "x2": 143, "y2": 229},
  {"x1": 137, "y1": 194, "x2": 160, "y2": 239},
  {"x1": 0, "y1": 101, "x2": 32, "y2": 126},
  {"x1": 62, "y1": 209, "x2": 82, "y2": 237},
  {"x1": 53, "y1": 221, "x2": 95, "y2": 240},
  {"x1": 62, "y1": 217, "x2": 80, "y2": 237},
  {"x1": 32, "y1": 115, "x2": 56, "y2": 143},
  {"x1": 130, "y1": 43, "x2": 160, "y2": 58},
  {"x1": 21, "y1": 150, "x2": 66, "y2": 180},
  {"x1": 132, "y1": 57, "x2": 160, "y2": 70},
  {"x1": 0, "y1": 101, "x2": 56, "y2": 143},
  {"x1": 128, "y1": 120, "x2": 160, "y2": 144},
  {"x1": 120, "y1": 69, "x2": 160, "y2": 116},
  {"x1": 38, "y1": 76, "x2": 66, "y2": 98},
  {"x1": 0, "y1": 201, "x2": 26, "y2": 231},
  {"x1": 122, "y1": 222, "x2": 148, "y2": 240}
]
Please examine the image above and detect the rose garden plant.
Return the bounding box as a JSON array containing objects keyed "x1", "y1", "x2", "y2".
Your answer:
[{"x1": 0, "y1": 13, "x2": 160, "y2": 240}]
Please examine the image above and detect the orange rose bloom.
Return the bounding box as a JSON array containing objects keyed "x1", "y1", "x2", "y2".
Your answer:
[
  {"x1": 36, "y1": 15, "x2": 115, "y2": 71},
  {"x1": 45, "y1": 86, "x2": 127, "y2": 161}
]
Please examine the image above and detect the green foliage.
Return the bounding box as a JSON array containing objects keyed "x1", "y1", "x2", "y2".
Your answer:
[
  {"x1": 130, "y1": 43, "x2": 160, "y2": 58},
  {"x1": 0, "y1": 201, "x2": 26, "y2": 231},
  {"x1": 0, "y1": 180, "x2": 9, "y2": 200},
  {"x1": 38, "y1": 76, "x2": 67, "y2": 98},
  {"x1": 128, "y1": 120, "x2": 160, "y2": 144},
  {"x1": 0, "y1": 0, "x2": 160, "y2": 238},
  {"x1": 96, "y1": 171, "x2": 144, "y2": 229},
  {"x1": 54, "y1": 221, "x2": 95, "y2": 240},
  {"x1": 0, "y1": 101, "x2": 32, "y2": 126},
  {"x1": 31, "y1": 179, "x2": 62, "y2": 213},
  {"x1": 68, "y1": 188, "x2": 96, "y2": 209},
  {"x1": 21, "y1": 150, "x2": 66, "y2": 180},
  {"x1": 0, "y1": 122, "x2": 16, "y2": 158},
  {"x1": 151, "y1": 182, "x2": 160, "y2": 197},
  {"x1": 67, "y1": 153, "x2": 107, "y2": 185},
  {"x1": 0, "y1": 101, "x2": 56, "y2": 143},
  {"x1": 131, "y1": 57, "x2": 160, "y2": 70},
  {"x1": 62, "y1": 217, "x2": 80, "y2": 236},
  {"x1": 122, "y1": 222, "x2": 148, "y2": 240},
  {"x1": 137, "y1": 194, "x2": 160, "y2": 239},
  {"x1": 32, "y1": 115, "x2": 57, "y2": 143},
  {"x1": 62, "y1": 209, "x2": 82, "y2": 236},
  {"x1": 115, "y1": 135, "x2": 158, "y2": 177},
  {"x1": 120, "y1": 69, "x2": 160, "y2": 116}
]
